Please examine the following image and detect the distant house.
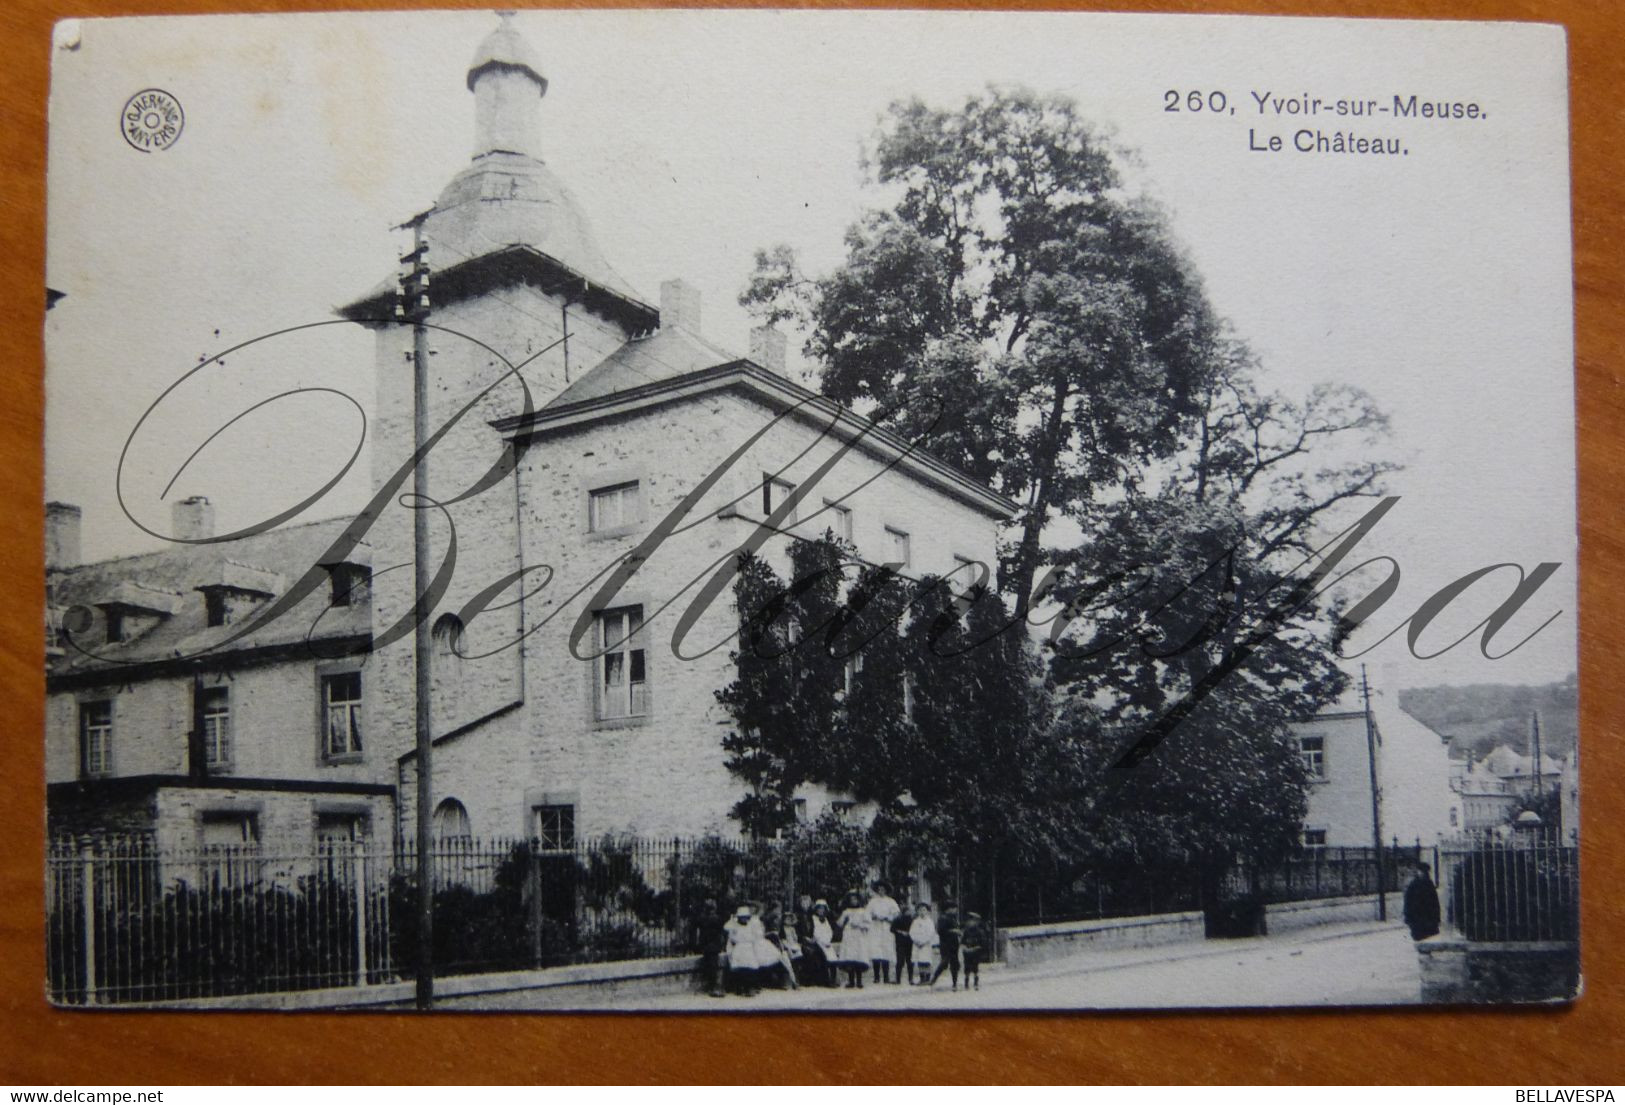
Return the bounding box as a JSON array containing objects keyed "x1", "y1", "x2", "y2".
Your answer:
[
  {"x1": 1450, "y1": 742, "x2": 1572, "y2": 837},
  {"x1": 1290, "y1": 689, "x2": 1458, "y2": 849},
  {"x1": 44, "y1": 497, "x2": 390, "y2": 863}
]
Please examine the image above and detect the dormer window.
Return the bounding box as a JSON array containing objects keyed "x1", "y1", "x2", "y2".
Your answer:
[
  {"x1": 196, "y1": 562, "x2": 282, "y2": 630},
  {"x1": 327, "y1": 562, "x2": 370, "y2": 608},
  {"x1": 93, "y1": 583, "x2": 179, "y2": 643}
]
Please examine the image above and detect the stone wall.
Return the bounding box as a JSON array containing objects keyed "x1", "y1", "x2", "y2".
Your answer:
[
  {"x1": 1417, "y1": 938, "x2": 1580, "y2": 1003},
  {"x1": 998, "y1": 911, "x2": 1206, "y2": 967},
  {"x1": 1262, "y1": 893, "x2": 1382, "y2": 935}
]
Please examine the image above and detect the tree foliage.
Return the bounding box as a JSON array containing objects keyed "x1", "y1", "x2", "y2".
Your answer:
[
  {"x1": 717, "y1": 536, "x2": 1062, "y2": 870},
  {"x1": 737, "y1": 86, "x2": 1400, "y2": 878}
]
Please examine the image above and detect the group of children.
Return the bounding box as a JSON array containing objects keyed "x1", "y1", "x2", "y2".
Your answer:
[{"x1": 695, "y1": 880, "x2": 988, "y2": 998}]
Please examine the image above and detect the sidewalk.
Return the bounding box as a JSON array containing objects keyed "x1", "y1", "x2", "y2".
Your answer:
[{"x1": 451, "y1": 919, "x2": 1420, "y2": 1011}]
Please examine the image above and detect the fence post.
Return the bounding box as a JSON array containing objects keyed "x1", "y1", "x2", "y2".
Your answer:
[
  {"x1": 353, "y1": 839, "x2": 369, "y2": 987},
  {"x1": 672, "y1": 837, "x2": 683, "y2": 938},
  {"x1": 79, "y1": 839, "x2": 97, "y2": 1006}
]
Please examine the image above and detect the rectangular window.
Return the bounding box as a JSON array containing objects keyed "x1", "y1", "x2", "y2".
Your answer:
[
  {"x1": 596, "y1": 607, "x2": 647, "y2": 720},
  {"x1": 589, "y1": 481, "x2": 641, "y2": 532},
  {"x1": 1301, "y1": 828, "x2": 1328, "y2": 849},
  {"x1": 763, "y1": 474, "x2": 797, "y2": 522},
  {"x1": 200, "y1": 812, "x2": 260, "y2": 887},
  {"x1": 1299, "y1": 735, "x2": 1326, "y2": 779},
  {"x1": 200, "y1": 686, "x2": 231, "y2": 770},
  {"x1": 884, "y1": 526, "x2": 911, "y2": 569},
  {"x1": 533, "y1": 804, "x2": 576, "y2": 851},
  {"x1": 823, "y1": 499, "x2": 853, "y2": 542},
  {"x1": 321, "y1": 672, "x2": 363, "y2": 759},
  {"x1": 830, "y1": 800, "x2": 856, "y2": 821},
  {"x1": 79, "y1": 700, "x2": 112, "y2": 778}
]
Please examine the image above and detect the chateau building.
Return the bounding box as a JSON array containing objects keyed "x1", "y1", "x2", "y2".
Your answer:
[{"x1": 45, "y1": 16, "x2": 1014, "y2": 854}]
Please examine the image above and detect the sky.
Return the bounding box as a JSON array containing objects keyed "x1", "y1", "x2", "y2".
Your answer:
[{"x1": 43, "y1": 10, "x2": 1577, "y2": 693}]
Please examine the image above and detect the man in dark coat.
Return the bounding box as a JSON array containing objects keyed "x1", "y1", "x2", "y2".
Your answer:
[{"x1": 1403, "y1": 862, "x2": 1442, "y2": 941}]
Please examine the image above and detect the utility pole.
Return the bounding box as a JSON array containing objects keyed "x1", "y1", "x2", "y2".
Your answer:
[
  {"x1": 1530, "y1": 710, "x2": 1543, "y2": 804},
  {"x1": 397, "y1": 215, "x2": 435, "y2": 1010},
  {"x1": 1360, "y1": 664, "x2": 1387, "y2": 921}
]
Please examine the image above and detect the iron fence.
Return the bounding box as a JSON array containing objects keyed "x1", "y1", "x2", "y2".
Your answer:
[
  {"x1": 46, "y1": 836, "x2": 391, "y2": 1004},
  {"x1": 47, "y1": 831, "x2": 950, "y2": 1004},
  {"x1": 1438, "y1": 829, "x2": 1578, "y2": 943},
  {"x1": 1229, "y1": 844, "x2": 1423, "y2": 905}
]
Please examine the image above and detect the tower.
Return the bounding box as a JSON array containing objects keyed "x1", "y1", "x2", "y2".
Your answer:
[{"x1": 336, "y1": 15, "x2": 657, "y2": 830}]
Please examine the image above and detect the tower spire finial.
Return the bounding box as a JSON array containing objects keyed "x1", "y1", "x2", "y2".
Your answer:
[{"x1": 467, "y1": 12, "x2": 547, "y2": 159}]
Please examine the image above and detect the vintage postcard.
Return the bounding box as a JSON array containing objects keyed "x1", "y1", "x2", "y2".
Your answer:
[{"x1": 42, "y1": 9, "x2": 1577, "y2": 1011}]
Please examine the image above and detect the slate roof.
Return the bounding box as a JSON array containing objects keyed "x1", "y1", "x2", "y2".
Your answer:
[
  {"x1": 547, "y1": 325, "x2": 742, "y2": 407},
  {"x1": 506, "y1": 337, "x2": 1020, "y2": 521},
  {"x1": 47, "y1": 516, "x2": 371, "y2": 684}
]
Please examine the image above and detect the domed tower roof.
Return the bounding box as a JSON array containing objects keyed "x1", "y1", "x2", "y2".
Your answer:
[
  {"x1": 337, "y1": 14, "x2": 656, "y2": 332},
  {"x1": 429, "y1": 152, "x2": 639, "y2": 303}
]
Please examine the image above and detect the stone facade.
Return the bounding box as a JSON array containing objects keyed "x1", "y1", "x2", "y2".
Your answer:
[
  {"x1": 47, "y1": 16, "x2": 1014, "y2": 863},
  {"x1": 406, "y1": 383, "x2": 1008, "y2": 842},
  {"x1": 346, "y1": 18, "x2": 1013, "y2": 846},
  {"x1": 44, "y1": 515, "x2": 393, "y2": 856}
]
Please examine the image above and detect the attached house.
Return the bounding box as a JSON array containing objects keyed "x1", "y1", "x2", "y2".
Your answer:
[{"x1": 45, "y1": 497, "x2": 391, "y2": 864}]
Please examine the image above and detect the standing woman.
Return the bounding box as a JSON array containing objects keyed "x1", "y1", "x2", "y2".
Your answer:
[
  {"x1": 866, "y1": 880, "x2": 901, "y2": 985},
  {"x1": 806, "y1": 899, "x2": 836, "y2": 986},
  {"x1": 834, "y1": 891, "x2": 870, "y2": 988}
]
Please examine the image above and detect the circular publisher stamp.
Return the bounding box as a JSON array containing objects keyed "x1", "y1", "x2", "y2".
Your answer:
[{"x1": 121, "y1": 89, "x2": 184, "y2": 152}]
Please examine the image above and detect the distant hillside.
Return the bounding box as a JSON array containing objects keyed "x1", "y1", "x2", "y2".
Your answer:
[{"x1": 1398, "y1": 677, "x2": 1578, "y2": 761}]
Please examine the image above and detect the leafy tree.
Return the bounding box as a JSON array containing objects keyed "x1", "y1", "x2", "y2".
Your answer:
[
  {"x1": 743, "y1": 89, "x2": 1222, "y2": 620},
  {"x1": 739, "y1": 86, "x2": 1398, "y2": 887},
  {"x1": 1044, "y1": 339, "x2": 1396, "y2": 872},
  {"x1": 716, "y1": 538, "x2": 851, "y2": 838}
]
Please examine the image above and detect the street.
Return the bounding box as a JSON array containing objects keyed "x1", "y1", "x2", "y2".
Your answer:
[{"x1": 454, "y1": 920, "x2": 1425, "y2": 1011}]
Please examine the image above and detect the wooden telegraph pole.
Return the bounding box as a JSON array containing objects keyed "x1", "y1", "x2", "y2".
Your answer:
[
  {"x1": 397, "y1": 214, "x2": 435, "y2": 1010},
  {"x1": 1360, "y1": 664, "x2": 1387, "y2": 921}
]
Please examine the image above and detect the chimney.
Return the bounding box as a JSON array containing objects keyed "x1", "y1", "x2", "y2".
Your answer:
[
  {"x1": 750, "y1": 326, "x2": 787, "y2": 374},
  {"x1": 173, "y1": 496, "x2": 215, "y2": 541},
  {"x1": 660, "y1": 279, "x2": 702, "y2": 333},
  {"x1": 45, "y1": 502, "x2": 81, "y2": 570}
]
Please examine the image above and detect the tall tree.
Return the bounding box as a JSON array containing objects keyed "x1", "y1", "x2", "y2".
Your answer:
[
  {"x1": 743, "y1": 89, "x2": 1222, "y2": 620},
  {"x1": 740, "y1": 86, "x2": 1397, "y2": 881},
  {"x1": 1045, "y1": 340, "x2": 1397, "y2": 871}
]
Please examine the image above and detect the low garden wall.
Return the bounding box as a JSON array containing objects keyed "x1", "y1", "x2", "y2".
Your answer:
[
  {"x1": 1263, "y1": 893, "x2": 1382, "y2": 935},
  {"x1": 998, "y1": 910, "x2": 1205, "y2": 967},
  {"x1": 1418, "y1": 939, "x2": 1579, "y2": 1004},
  {"x1": 136, "y1": 954, "x2": 706, "y2": 1011}
]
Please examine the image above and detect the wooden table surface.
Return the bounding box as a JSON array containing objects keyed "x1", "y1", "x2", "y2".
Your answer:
[{"x1": 2, "y1": 0, "x2": 1620, "y2": 1086}]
